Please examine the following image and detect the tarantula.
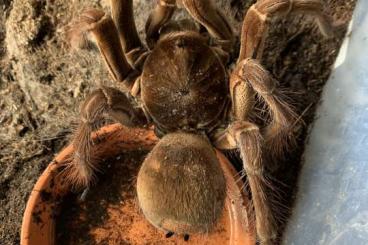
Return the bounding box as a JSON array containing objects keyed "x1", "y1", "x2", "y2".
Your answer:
[{"x1": 65, "y1": 0, "x2": 337, "y2": 243}]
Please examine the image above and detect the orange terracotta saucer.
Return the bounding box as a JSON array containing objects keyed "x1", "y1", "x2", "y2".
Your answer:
[{"x1": 21, "y1": 124, "x2": 255, "y2": 245}]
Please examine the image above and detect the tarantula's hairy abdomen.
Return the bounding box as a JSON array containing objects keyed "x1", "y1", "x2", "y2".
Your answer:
[
  {"x1": 137, "y1": 132, "x2": 226, "y2": 234},
  {"x1": 141, "y1": 32, "x2": 228, "y2": 132}
]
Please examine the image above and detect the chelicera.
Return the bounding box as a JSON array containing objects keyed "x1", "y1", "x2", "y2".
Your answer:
[{"x1": 64, "y1": 0, "x2": 338, "y2": 243}]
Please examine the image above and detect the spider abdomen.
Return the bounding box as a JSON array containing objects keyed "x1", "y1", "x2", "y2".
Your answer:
[
  {"x1": 141, "y1": 32, "x2": 228, "y2": 133},
  {"x1": 137, "y1": 132, "x2": 226, "y2": 234}
]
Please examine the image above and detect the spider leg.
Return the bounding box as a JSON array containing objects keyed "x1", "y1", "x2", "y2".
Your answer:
[
  {"x1": 230, "y1": 58, "x2": 296, "y2": 157},
  {"x1": 239, "y1": 0, "x2": 340, "y2": 61},
  {"x1": 180, "y1": 0, "x2": 235, "y2": 53},
  {"x1": 66, "y1": 9, "x2": 135, "y2": 91},
  {"x1": 110, "y1": 0, "x2": 148, "y2": 69},
  {"x1": 64, "y1": 86, "x2": 143, "y2": 189},
  {"x1": 145, "y1": 0, "x2": 176, "y2": 49},
  {"x1": 213, "y1": 121, "x2": 276, "y2": 244}
]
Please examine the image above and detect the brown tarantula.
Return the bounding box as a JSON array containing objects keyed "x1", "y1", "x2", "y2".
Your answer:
[{"x1": 65, "y1": 0, "x2": 338, "y2": 243}]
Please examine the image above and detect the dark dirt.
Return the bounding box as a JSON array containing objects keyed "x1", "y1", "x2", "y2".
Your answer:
[{"x1": 0, "y1": 0, "x2": 357, "y2": 244}]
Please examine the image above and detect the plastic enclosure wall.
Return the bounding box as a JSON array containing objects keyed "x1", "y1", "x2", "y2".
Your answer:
[{"x1": 283, "y1": 1, "x2": 368, "y2": 244}]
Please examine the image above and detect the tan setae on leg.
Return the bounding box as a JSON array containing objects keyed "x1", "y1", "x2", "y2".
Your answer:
[
  {"x1": 230, "y1": 58, "x2": 296, "y2": 156},
  {"x1": 217, "y1": 57, "x2": 298, "y2": 243},
  {"x1": 64, "y1": 86, "x2": 142, "y2": 189},
  {"x1": 239, "y1": 0, "x2": 340, "y2": 60},
  {"x1": 213, "y1": 121, "x2": 277, "y2": 244},
  {"x1": 232, "y1": 122, "x2": 276, "y2": 244}
]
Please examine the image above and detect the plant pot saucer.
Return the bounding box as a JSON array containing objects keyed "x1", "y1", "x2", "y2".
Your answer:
[{"x1": 21, "y1": 124, "x2": 255, "y2": 245}]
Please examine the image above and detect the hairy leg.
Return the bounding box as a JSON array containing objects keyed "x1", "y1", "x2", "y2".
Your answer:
[
  {"x1": 66, "y1": 9, "x2": 135, "y2": 91},
  {"x1": 180, "y1": 0, "x2": 235, "y2": 53},
  {"x1": 145, "y1": 0, "x2": 176, "y2": 49},
  {"x1": 213, "y1": 121, "x2": 277, "y2": 244},
  {"x1": 110, "y1": 0, "x2": 148, "y2": 69},
  {"x1": 65, "y1": 86, "x2": 142, "y2": 189},
  {"x1": 230, "y1": 58, "x2": 296, "y2": 157},
  {"x1": 239, "y1": 0, "x2": 340, "y2": 60}
]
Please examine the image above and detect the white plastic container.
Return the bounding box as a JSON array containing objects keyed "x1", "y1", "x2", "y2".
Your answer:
[{"x1": 283, "y1": 1, "x2": 368, "y2": 244}]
